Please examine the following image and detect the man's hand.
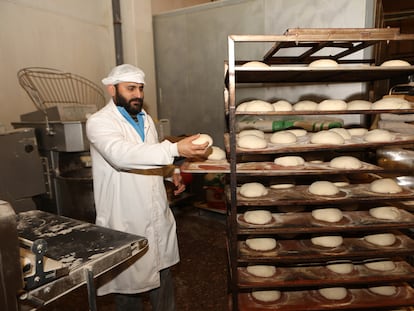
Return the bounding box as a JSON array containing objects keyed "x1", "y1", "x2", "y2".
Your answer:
[
  {"x1": 172, "y1": 170, "x2": 186, "y2": 196},
  {"x1": 177, "y1": 134, "x2": 210, "y2": 158}
]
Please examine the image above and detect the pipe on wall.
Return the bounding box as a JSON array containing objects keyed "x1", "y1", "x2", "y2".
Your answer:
[{"x1": 112, "y1": 0, "x2": 124, "y2": 65}]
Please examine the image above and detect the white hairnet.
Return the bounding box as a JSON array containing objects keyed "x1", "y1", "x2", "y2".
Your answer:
[{"x1": 101, "y1": 64, "x2": 145, "y2": 85}]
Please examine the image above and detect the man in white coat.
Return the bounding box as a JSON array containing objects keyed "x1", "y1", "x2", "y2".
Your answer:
[{"x1": 86, "y1": 64, "x2": 209, "y2": 311}]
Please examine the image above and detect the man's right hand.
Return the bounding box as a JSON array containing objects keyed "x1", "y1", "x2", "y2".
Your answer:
[{"x1": 177, "y1": 134, "x2": 210, "y2": 158}]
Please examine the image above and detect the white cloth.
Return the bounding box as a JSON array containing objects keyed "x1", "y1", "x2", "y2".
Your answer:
[
  {"x1": 102, "y1": 64, "x2": 146, "y2": 85},
  {"x1": 86, "y1": 100, "x2": 180, "y2": 295}
]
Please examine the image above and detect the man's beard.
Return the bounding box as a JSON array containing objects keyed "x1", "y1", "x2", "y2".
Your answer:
[{"x1": 114, "y1": 89, "x2": 143, "y2": 115}]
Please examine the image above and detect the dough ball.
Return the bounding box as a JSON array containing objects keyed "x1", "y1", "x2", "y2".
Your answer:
[
  {"x1": 380, "y1": 59, "x2": 411, "y2": 67},
  {"x1": 236, "y1": 102, "x2": 249, "y2": 111},
  {"x1": 192, "y1": 134, "x2": 213, "y2": 147},
  {"x1": 239, "y1": 129, "x2": 265, "y2": 139},
  {"x1": 270, "y1": 131, "x2": 297, "y2": 144},
  {"x1": 318, "y1": 99, "x2": 347, "y2": 111},
  {"x1": 240, "y1": 182, "x2": 268, "y2": 198},
  {"x1": 251, "y1": 290, "x2": 281, "y2": 302},
  {"x1": 364, "y1": 260, "x2": 396, "y2": 271},
  {"x1": 326, "y1": 261, "x2": 354, "y2": 274},
  {"x1": 311, "y1": 208, "x2": 343, "y2": 223},
  {"x1": 329, "y1": 156, "x2": 362, "y2": 169},
  {"x1": 270, "y1": 183, "x2": 295, "y2": 189},
  {"x1": 274, "y1": 156, "x2": 305, "y2": 167},
  {"x1": 369, "y1": 178, "x2": 402, "y2": 194},
  {"x1": 309, "y1": 59, "x2": 339, "y2": 68},
  {"x1": 318, "y1": 287, "x2": 348, "y2": 300},
  {"x1": 311, "y1": 235, "x2": 343, "y2": 248},
  {"x1": 364, "y1": 129, "x2": 393, "y2": 142},
  {"x1": 272, "y1": 100, "x2": 293, "y2": 111},
  {"x1": 237, "y1": 135, "x2": 267, "y2": 149},
  {"x1": 364, "y1": 233, "x2": 396, "y2": 246},
  {"x1": 242, "y1": 61, "x2": 269, "y2": 68},
  {"x1": 333, "y1": 181, "x2": 350, "y2": 187},
  {"x1": 368, "y1": 286, "x2": 397, "y2": 296},
  {"x1": 347, "y1": 100, "x2": 372, "y2": 110},
  {"x1": 246, "y1": 237, "x2": 277, "y2": 251},
  {"x1": 244, "y1": 100, "x2": 274, "y2": 112},
  {"x1": 246, "y1": 265, "x2": 276, "y2": 278},
  {"x1": 287, "y1": 129, "x2": 307, "y2": 137},
  {"x1": 372, "y1": 97, "x2": 410, "y2": 110},
  {"x1": 293, "y1": 100, "x2": 318, "y2": 111},
  {"x1": 369, "y1": 206, "x2": 400, "y2": 220},
  {"x1": 244, "y1": 210, "x2": 273, "y2": 225},
  {"x1": 310, "y1": 130, "x2": 345, "y2": 145},
  {"x1": 207, "y1": 146, "x2": 226, "y2": 161},
  {"x1": 329, "y1": 128, "x2": 351, "y2": 140},
  {"x1": 308, "y1": 181, "x2": 340, "y2": 196},
  {"x1": 348, "y1": 128, "x2": 368, "y2": 136}
]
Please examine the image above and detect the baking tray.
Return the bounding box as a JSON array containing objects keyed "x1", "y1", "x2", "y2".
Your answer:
[
  {"x1": 238, "y1": 232, "x2": 414, "y2": 264},
  {"x1": 237, "y1": 283, "x2": 414, "y2": 311}
]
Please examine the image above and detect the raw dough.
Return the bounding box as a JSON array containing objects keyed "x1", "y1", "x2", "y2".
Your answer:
[
  {"x1": 326, "y1": 261, "x2": 354, "y2": 274},
  {"x1": 270, "y1": 131, "x2": 297, "y2": 144},
  {"x1": 246, "y1": 237, "x2": 277, "y2": 251},
  {"x1": 239, "y1": 129, "x2": 265, "y2": 139},
  {"x1": 369, "y1": 178, "x2": 402, "y2": 194},
  {"x1": 239, "y1": 182, "x2": 268, "y2": 198},
  {"x1": 317, "y1": 99, "x2": 347, "y2": 111},
  {"x1": 244, "y1": 210, "x2": 273, "y2": 225},
  {"x1": 244, "y1": 100, "x2": 274, "y2": 112},
  {"x1": 318, "y1": 287, "x2": 348, "y2": 300},
  {"x1": 251, "y1": 290, "x2": 281, "y2": 302},
  {"x1": 293, "y1": 100, "x2": 318, "y2": 111},
  {"x1": 311, "y1": 235, "x2": 343, "y2": 248},
  {"x1": 380, "y1": 59, "x2": 411, "y2": 67},
  {"x1": 192, "y1": 134, "x2": 213, "y2": 147},
  {"x1": 309, "y1": 59, "x2": 339, "y2": 68},
  {"x1": 246, "y1": 265, "x2": 276, "y2": 278},
  {"x1": 270, "y1": 183, "x2": 295, "y2": 189},
  {"x1": 348, "y1": 128, "x2": 368, "y2": 136},
  {"x1": 308, "y1": 181, "x2": 340, "y2": 196},
  {"x1": 364, "y1": 129, "x2": 393, "y2": 142},
  {"x1": 364, "y1": 233, "x2": 396, "y2": 246},
  {"x1": 242, "y1": 61, "x2": 270, "y2": 68},
  {"x1": 310, "y1": 130, "x2": 345, "y2": 145},
  {"x1": 287, "y1": 129, "x2": 307, "y2": 137},
  {"x1": 372, "y1": 97, "x2": 411, "y2": 110},
  {"x1": 329, "y1": 156, "x2": 362, "y2": 169},
  {"x1": 368, "y1": 286, "x2": 397, "y2": 296},
  {"x1": 311, "y1": 208, "x2": 343, "y2": 223},
  {"x1": 347, "y1": 100, "x2": 372, "y2": 110},
  {"x1": 274, "y1": 156, "x2": 305, "y2": 167},
  {"x1": 207, "y1": 146, "x2": 226, "y2": 160},
  {"x1": 369, "y1": 206, "x2": 400, "y2": 220},
  {"x1": 329, "y1": 128, "x2": 351, "y2": 140},
  {"x1": 364, "y1": 260, "x2": 396, "y2": 271},
  {"x1": 236, "y1": 102, "x2": 249, "y2": 111},
  {"x1": 237, "y1": 135, "x2": 267, "y2": 149},
  {"x1": 272, "y1": 100, "x2": 293, "y2": 111}
]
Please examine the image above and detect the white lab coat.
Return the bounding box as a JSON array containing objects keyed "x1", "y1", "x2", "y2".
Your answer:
[{"x1": 86, "y1": 100, "x2": 180, "y2": 295}]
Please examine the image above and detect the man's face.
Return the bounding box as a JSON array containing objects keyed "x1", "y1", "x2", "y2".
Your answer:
[{"x1": 113, "y1": 82, "x2": 144, "y2": 115}]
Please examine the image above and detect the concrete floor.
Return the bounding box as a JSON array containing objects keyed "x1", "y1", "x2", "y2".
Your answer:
[{"x1": 36, "y1": 204, "x2": 228, "y2": 311}]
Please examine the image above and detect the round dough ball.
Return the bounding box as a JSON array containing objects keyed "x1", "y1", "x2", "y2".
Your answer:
[
  {"x1": 369, "y1": 178, "x2": 402, "y2": 194},
  {"x1": 311, "y1": 208, "x2": 343, "y2": 223},
  {"x1": 318, "y1": 99, "x2": 347, "y2": 111},
  {"x1": 239, "y1": 129, "x2": 265, "y2": 139},
  {"x1": 236, "y1": 102, "x2": 249, "y2": 111},
  {"x1": 329, "y1": 156, "x2": 362, "y2": 169},
  {"x1": 369, "y1": 206, "x2": 400, "y2": 220},
  {"x1": 372, "y1": 97, "x2": 410, "y2": 110},
  {"x1": 272, "y1": 100, "x2": 293, "y2": 111},
  {"x1": 251, "y1": 290, "x2": 281, "y2": 302},
  {"x1": 246, "y1": 237, "x2": 277, "y2": 251},
  {"x1": 368, "y1": 286, "x2": 397, "y2": 296},
  {"x1": 270, "y1": 131, "x2": 297, "y2": 144},
  {"x1": 364, "y1": 233, "x2": 396, "y2": 246},
  {"x1": 326, "y1": 261, "x2": 354, "y2": 274},
  {"x1": 348, "y1": 128, "x2": 368, "y2": 136},
  {"x1": 237, "y1": 135, "x2": 267, "y2": 149},
  {"x1": 309, "y1": 59, "x2": 339, "y2": 68},
  {"x1": 347, "y1": 100, "x2": 372, "y2": 110},
  {"x1": 364, "y1": 260, "x2": 396, "y2": 271},
  {"x1": 364, "y1": 129, "x2": 393, "y2": 142},
  {"x1": 287, "y1": 129, "x2": 307, "y2": 137},
  {"x1": 242, "y1": 61, "x2": 270, "y2": 68},
  {"x1": 240, "y1": 182, "x2": 268, "y2": 198},
  {"x1": 274, "y1": 156, "x2": 305, "y2": 167},
  {"x1": 244, "y1": 210, "x2": 273, "y2": 225},
  {"x1": 318, "y1": 287, "x2": 348, "y2": 300},
  {"x1": 270, "y1": 183, "x2": 295, "y2": 189},
  {"x1": 380, "y1": 59, "x2": 411, "y2": 67},
  {"x1": 246, "y1": 265, "x2": 276, "y2": 278},
  {"x1": 207, "y1": 146, "x2": 226, "y2": 161},
  {"x1": 329, "y1": 128, "x2": 351, "y2": 140},
  {"x1": 293, "y1": 100, "x2": 318, "y2": 111},
  {"x1": 311, "y1": 235, "x2": 343, "y2": 248},
  {"x1": 310, "y1": 130, "x2": 345, "y2": 145},
  {"x1": 245, "y1": 100, "x2": 274, "y2": 112},
  {"x1": 192, "y1": 134, "x2": 213, "y2": 147},
  {"x1": 309, "y1": 181, "x2": 340, "y2": 196}
]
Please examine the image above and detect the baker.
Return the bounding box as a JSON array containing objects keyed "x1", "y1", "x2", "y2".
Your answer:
[{"x1": 86, "y1": 64, "x2": 209, "y2": 311}]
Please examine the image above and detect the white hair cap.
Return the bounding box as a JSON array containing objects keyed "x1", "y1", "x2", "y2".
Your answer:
[{"x1": 102, "y1": 64, "x2": 145, "y2": 85}]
